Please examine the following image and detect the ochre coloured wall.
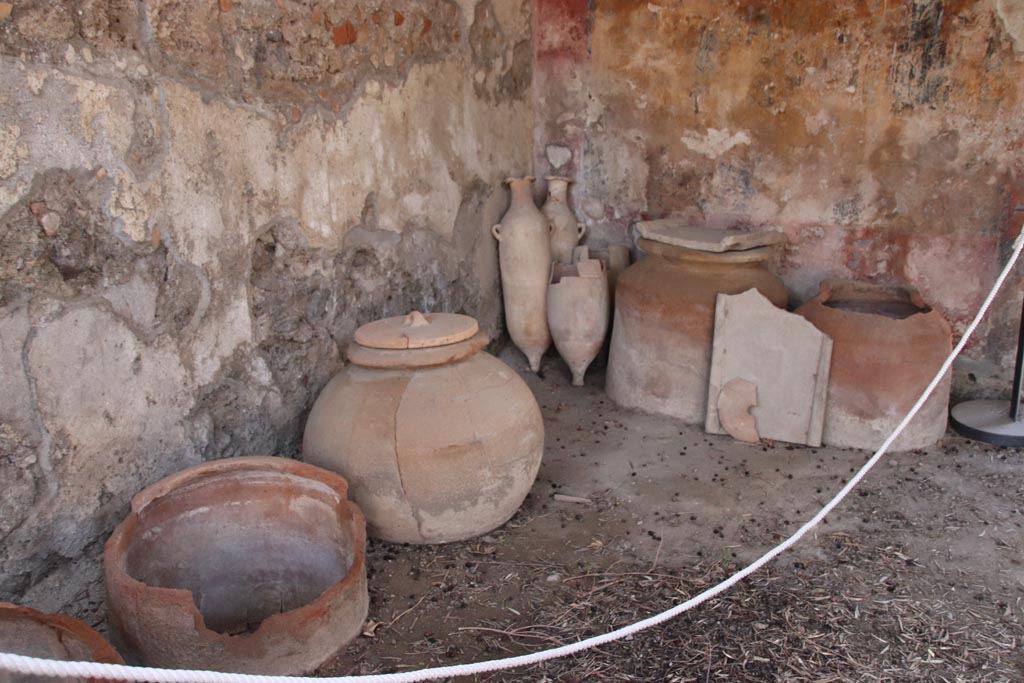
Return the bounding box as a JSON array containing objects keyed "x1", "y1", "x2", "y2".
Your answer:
[
  {"x1": 0, "y1": 0, "x2": 533, "y2": 608},
  {"x1": 533, "y1": 0, "x2": 1024, "y2": 394}
]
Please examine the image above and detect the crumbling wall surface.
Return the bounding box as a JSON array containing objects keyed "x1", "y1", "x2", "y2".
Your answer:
[
  {"x1": 535, "y1": 0, "x2": 1024, "y2": 392},
  {"x1": 0, "y1": 0, "x2": 532, "y2": 607}
]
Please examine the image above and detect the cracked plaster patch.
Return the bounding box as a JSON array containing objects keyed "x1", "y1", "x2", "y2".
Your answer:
[
  {"x1": 0, "y1": 124, "x2": 25, "y2": 178},
  {"x1": 110, "y1": 173, "x2": 156, "y2": 242},
  {"x1": 546, "y1": 144, "x2": 572, "y2": 169},
  {"x1": 681, "y1": 128, "x2": 752, "y2": 159}
]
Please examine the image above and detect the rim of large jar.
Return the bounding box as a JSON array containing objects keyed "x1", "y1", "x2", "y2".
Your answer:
[
  {"x1": 346, "y1": 331, "x2": 490, "y2": 370},
  {"x1": 814, "y1": 278, "x2": 933, "y2": 318},
  {"x1": 637, "y1": 238, "x2": 778, "y2": 265}
]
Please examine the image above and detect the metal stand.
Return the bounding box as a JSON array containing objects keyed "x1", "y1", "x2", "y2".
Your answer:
[{"x1": 950, "y1": 294, "x2": 1024, "y2": 446}]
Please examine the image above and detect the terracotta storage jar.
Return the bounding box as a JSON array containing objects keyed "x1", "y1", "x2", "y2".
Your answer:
[
  {"x1": 0, "y1": 602, "x2": 123, "y2": 683},
  {"x1": 795, "y1": 279, "x2": 952, "y2": 451},
  {"x1": 607, "y1": 238, "x2": 788, "y2": 423},
  {"x1": 104, "y1": 456, "x2": 367, "y2": 674},
  {"x1": 303, "y1": 311, "x2": 544, "y2": 544}
]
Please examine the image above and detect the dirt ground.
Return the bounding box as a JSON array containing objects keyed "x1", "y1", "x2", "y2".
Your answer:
[
  {"x1": 320, "y1": 349, "x2": 1023, "y2": 682},
  {"x1": 55, "y1": 348, "x2": 1023, "y2": 682}
]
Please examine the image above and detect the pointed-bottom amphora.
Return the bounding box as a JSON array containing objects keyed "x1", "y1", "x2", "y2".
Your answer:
[
  {"x1": 547, "y1": 259, "x2": 609, "y2": 386},
  {"x1": 492, "y1": 176, "x2": 552, "y2": 372}
]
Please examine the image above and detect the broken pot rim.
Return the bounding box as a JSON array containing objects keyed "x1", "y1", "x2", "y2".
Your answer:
[
  {"x1": 0, "y1": 601, "x2": 125, "y2": 665},
  {"x1": 104, "y1": 456, "x2": 367, "y2": 645},
  {"x1": 127, "y1": 456, "x2": 349, "y2": 514},
  {"x1": 549, "y1": 259, "x2": 607, "y2": 285},
  {"x1": 812, "y1": 278, "x2": 934, "y2": 318},
  {"x1": 503, "y1": 175, "x2": 535, "y2": 185}
]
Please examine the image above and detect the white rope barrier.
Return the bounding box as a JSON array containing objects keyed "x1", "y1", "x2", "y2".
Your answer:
[{"x1": 3, "y1": 230, "x2": 1023, "y2": 683}]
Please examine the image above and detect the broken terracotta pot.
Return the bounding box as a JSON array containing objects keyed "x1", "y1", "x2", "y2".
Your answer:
[
  {"x1": 607, "y1": 233, "x2": 788, "y2": 423},
  {"x1": 104, "y1": 456, "x2": 368, "y2": 674},
  {"x1": 576, "y1": 245, "x2": 631, "y2": 303},
  {"x1": 542, "y1": 176, "x2": 585, "y2": 264},
  {"x1": 493, "y1": 176, "x2": 552, "y2": 372},
  {"x1": 303, "y1": 311, "x2": 544, "y2": 544},
  {"x1": 548, "y1": 259, "x2": 609, "y2": 386},
  {"x1": 795, "y1": 279, "x2": 952, "y2": 451},
  {"x1": 0, "y1": 602, "x2": 123, "y2": 683}
]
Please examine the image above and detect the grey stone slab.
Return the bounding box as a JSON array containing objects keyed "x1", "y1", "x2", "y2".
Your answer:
[
  {"x1": 706, "y1": 289, "x2": 832, "y2": 446},
  {"x1": 635, "y1": 219, "x2": 786, "y2": 252}
]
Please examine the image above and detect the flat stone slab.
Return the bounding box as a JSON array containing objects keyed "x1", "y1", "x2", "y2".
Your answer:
[
  {"x1": 706, "y1": 289, "x2": 832, "y2": 447},
  {"x1": 635, "y1": 220, "x2": 786, "y2": 253}
]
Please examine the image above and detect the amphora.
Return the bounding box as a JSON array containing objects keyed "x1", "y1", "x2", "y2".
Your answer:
[
  {"x1": 493, "y1": 176, "x2": 551, "y2": 371},
  {"x1": 547, "y1": 259, "x2": 610, "y2": 386},
  {"x1": 542, "y1": 176, "x2": 585, "y2": 264}
]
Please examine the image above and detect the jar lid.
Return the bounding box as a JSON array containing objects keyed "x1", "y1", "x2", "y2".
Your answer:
[
  {"x1": 353, "y1": 311, "x2": 479, "y2": 350},
  {"x1": 635, "y1": 219, "x2": 785, "y2": 253},
  {"x1": 637, "y1": 238, "x2": 777, "y2": 264}
]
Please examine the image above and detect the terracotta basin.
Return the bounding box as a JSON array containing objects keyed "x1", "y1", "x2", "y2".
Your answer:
[
  {"x1": 0, "y1": 602, "x2": 123, "y2": 683},
  {"x1": 795, "y1": 279, "x2": 952, "y2": 451},
  {"x1": 104, "y1": 457, "x2": 368, "y2": 674}
]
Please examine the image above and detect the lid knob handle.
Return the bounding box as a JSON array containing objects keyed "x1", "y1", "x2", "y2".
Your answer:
[{"x1": 403, "y1": 311, "x2": 430, "y2": 328}]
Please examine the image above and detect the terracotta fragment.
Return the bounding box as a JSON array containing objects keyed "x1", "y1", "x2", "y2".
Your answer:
[
  {"x1": 104, "y1": 457, "x2": 368, "y2": 674},
  {"x1": 795, "y1": 279, "x2": 952, "y2": 451},
  {"x1": 716, "y1": 378, "x2": 760, "y2": 444},
  {"x1": 332, "y1": 21, "x2": 357, "y2": 46},
  {"x1": 0, "y1": 602, "x2": 123, "y2": 683}
]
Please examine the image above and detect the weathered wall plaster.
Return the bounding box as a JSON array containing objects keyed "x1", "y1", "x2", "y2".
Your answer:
[
  {"x1": 534, "y1": 0, "x2": 1024, "y2": 396},
  {"x1": 0, "y1": 0, "x2": 532, "y2": 607}
]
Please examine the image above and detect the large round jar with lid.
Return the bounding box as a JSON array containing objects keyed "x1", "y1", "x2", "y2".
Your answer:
[
  {"x1": 607, "y1": 234, "x2": 788, "y2": 424},
  {"x1": 303, "y1": 312, "x2": 544, "y2": 544}
]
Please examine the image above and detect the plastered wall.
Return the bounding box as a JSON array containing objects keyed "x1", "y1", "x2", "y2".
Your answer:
[
  {"x1": 0, "y1": 0, "x2": 533, "y2": 607},
  {"x1": 533, "y1": 0, "x2": 1024, "y2": 392}
]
